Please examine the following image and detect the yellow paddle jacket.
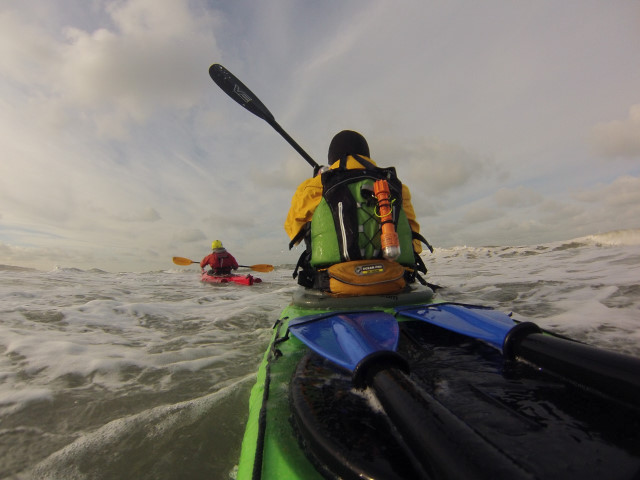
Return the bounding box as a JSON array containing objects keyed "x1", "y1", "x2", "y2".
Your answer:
[{"x1": 284, "y1": 155, "x2": 423, "y2": 253}]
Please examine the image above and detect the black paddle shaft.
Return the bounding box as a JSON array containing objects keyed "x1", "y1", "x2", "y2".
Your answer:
[
  {"x1": 209, "y1": 64, "x2": 319, "y2": 170},
  {"x1": 511, "y1": 333, "x2": 640, "y2": 405},
  {"x1": 370, "y1": 369, "x2": 532, "y2": 480}
]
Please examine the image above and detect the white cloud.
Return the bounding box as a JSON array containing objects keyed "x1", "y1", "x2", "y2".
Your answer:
[
  {"x1": 254, "y1": 154, "x2": 310, "y2": 191},
  {"x1": 377, "y1": 137, "x2": 497, "y2": 197},
  {"x1": 1, "y1": 1, "x2": 639, "y2": 271},
  {"x1": 1, "y1": 0, "x2": 220, "y2": 141},
  {"x1": 537, "y1": 200, "x2": 586, "y2": 225},
  {"x1": 590, "y1": 104, "x2": 640, "y2": 158},
  {"x1": 462, "y1": 206, "x2": 502, "y2": 225},
  {"x1": 117, "y1": 207, "x2": 162, "y2": 222},
  {"x1": 171, "y1": 228, "x2": 206, "y2": 244},
  {"x1": 574, "y1": 175, "x2": 640, "y2": 208},
  {"x1": 494, "y1": 186, "x2": 543, "y2": 208}
]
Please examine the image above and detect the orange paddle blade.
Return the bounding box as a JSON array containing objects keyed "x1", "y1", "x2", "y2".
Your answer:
[
  {"x1": 245, "y1": 264, "x2": 274, "y2": 273},
  {"x1": 172, "y1": 256, "x2": 197, "y2": 266}
]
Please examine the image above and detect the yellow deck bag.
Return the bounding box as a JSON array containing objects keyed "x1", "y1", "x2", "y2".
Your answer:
[{"x1": 325, "y1": 259, "x2": 406, "y2": 297}]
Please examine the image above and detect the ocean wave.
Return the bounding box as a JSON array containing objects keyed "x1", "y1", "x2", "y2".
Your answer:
[
  {"x1": 574, "y1": 228, "x2": 640, "y2": 246},
  {"x1": 429, "y1": 228, "x2": 640, "y2": 257},
  {"x1": 50, "y1": 266, "x2": 87, "y2": 274},
  {"x1": 0, "y1": 264, "x2": 37, "y2": 272}
]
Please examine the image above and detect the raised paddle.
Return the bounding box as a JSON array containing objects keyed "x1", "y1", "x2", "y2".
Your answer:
[
  {"x1": 208, "y1": 64, "x2": 319, "y2": 171},
  {"x1": 171, "y1": 257, "x2": 274, "y2": 272},
  {"x1": 287, "y1": 310, "x2": 528, "y2": 479}
]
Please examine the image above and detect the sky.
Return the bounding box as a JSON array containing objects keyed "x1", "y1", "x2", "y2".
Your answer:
[{"x1": 1, "y1": 0, "x2": 639, "y2": 272}]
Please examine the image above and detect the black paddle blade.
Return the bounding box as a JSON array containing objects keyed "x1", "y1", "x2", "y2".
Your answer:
[
  {"x1": 209, "y1": 64, "x2": 275, "y2": 123},
  {"x1": 208, "y1": 63, "x2": 319, "y2": 169}
]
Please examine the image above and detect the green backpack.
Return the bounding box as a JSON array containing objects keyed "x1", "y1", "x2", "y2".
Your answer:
[{"x1": 290, "y1": 156, "x2": 430, "y2": 288}]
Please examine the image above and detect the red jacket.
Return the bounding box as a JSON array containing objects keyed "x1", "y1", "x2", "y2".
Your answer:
[{"x1": 200, "y1": 249, "x2": 239, "y2": 273}]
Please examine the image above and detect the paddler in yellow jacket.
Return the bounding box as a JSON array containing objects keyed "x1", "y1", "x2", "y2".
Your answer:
[{"x1": 284, "y1": 130, "x2": 423, "y2": 254}]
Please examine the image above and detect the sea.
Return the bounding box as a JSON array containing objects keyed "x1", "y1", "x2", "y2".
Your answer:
[{"x1": 1, "y1": 229, "x2": 639, "y2": 479}]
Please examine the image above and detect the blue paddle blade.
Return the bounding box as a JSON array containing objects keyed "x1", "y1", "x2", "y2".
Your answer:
[
  {"x1": 288, "y1": 311, "x2": 399, "y2": 372},
  {"x1": 395, "y1": 303, "x2": 516, "y2": 351}
]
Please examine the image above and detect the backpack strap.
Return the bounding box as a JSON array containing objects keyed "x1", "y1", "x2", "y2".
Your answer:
[
  {"x1": 353, "y1": 154, "x2": 377, "y2": 170},
  {"x1": 335, "y1": 154, "x2": 377, "y2": 171},
  {"x1": 289, "y1": 222, "x2": 310, "y2": 250},
  {"x1": 290, "y1": 223, "x2": 316, "y2": 288},
  {"x1": 292, "y1": 249, "x2": 310, "y2": 280},
  {"x1": 412, "y1": 231, "x2": 434, "y2": 253},
  {"x1": 410, "y1": 231, "x2": 432, "y2": 275},
  {"x1": 414, "y1": 252, "x2": 428, "y2": 274}
]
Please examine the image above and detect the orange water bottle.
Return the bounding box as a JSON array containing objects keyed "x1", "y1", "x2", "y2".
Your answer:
[{"x1": 373, "y1": 179, "x2": 401, "y2": 261}]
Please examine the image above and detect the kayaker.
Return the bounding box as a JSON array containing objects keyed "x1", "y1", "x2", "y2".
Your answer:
[
  {"x1": 284, "y1": 130, "x2": 431, "y2": 292},
  {"x1": 200, "y1": 240, "x2": 239, "y2": 275}
]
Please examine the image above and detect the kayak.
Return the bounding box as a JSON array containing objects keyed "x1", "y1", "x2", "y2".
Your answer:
[
  {"x1": 201, "y1": 272, "x2": 261, "y2": 286},
  {"x1": 237, "y1": 286, "x2": 640, "y2": 480}
]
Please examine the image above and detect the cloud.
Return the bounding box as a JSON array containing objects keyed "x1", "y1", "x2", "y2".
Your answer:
[
  {"x1": 461, "y1": 206, "x2": 502, "y2": 225},
  {"x1": 2, "y1": 0, "x2": 221, "y2": 140},
  {"x1": 590, "y1": 104, "x2": 640, "y2": 158},
  {"x1": 537, "y1": 200, "x2": 586, "y2": 225},
  {"x1": 0, "y1": 241, "x2": 99, "y2": 271},
  {"x1": 1, "y1": 1, "x2": 639, "y2": 271},
  {"x1": 377, "y1": 137, "x2": 498, "y2": 197},
  {"x1": 254, "y1": 154, "x2": 310, "y2": 190},
  {"x1": 171, "y1": 228, "x2": 206, "y2": 243},
  {"x1": 116, "y1": 207, "x2": 161, "y2": 222},
  {"x1": 429, "y1": 174, "x2": 640, "y2": 249},
  {"x1": 201, "y1": 212, "x2": 256, "y2": 230},
  {"x1": 493, "y1": 186, "x2": 543, "y2": 208},
  {"x1": 574, "y1": 175, "x2": 640, "y2": 208}
]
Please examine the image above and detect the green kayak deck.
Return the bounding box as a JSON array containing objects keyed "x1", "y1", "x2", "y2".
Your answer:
[
  {"x1": 236, "y1": 287, "x2": 640, "y2": 480},
  {"x1": 237, "y1": 287, "x2": 436, "y2": 479}
]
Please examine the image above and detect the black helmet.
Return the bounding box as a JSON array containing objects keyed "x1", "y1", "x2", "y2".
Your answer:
[{"x1": 328, "y1": 130, "x2": 370, "y2": 165}]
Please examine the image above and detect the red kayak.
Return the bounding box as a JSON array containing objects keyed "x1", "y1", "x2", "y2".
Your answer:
[{"x1": 201, "y1": 272, "x2": 261, "y2": 286}]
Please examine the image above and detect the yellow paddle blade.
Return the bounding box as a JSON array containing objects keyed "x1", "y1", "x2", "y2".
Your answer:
[
  {"x1": 172, "y1": 256, "x2": 196, "y2": 266},
  {"x1": 243, "y1": 264, "x2": 274, "y2": 272}
]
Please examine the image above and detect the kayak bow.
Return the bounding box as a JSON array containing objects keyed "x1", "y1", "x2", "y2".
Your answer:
[{"x1": 237, "y1": 289, "x2": 640, "y2": 480}]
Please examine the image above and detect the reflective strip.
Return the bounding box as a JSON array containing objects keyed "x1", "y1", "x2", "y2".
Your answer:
[{"x1": 338, "y1": 202, "x2": 350, "y2": 261}]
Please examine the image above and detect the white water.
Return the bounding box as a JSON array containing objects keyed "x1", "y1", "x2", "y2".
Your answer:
[{"x1": 0, "y1": 229, "x2": 639, "y2": 479}]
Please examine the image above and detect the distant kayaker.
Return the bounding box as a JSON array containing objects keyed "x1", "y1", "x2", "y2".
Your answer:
[
  {"x1": 200, "y1": 240, "x2": 239, "y2": 275},
  {"x1": 284, "y1": 130, "x2": 432, "y2": 292}
]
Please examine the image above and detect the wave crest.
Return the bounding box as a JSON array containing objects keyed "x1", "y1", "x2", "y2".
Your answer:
[{"x1": 576, "y1": 228, "x2": 640, "y2": 246}]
